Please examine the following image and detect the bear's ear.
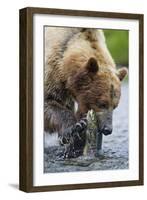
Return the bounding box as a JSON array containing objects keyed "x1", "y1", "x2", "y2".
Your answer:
[
  {"x1": 117, "y1": 67, "x2": 128, "y2": 81},
  {"x1": 85, "y1": 57, "x2": 99, "y2": 74}
]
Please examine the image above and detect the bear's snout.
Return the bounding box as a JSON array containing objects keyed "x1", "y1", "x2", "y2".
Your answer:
[
  {"x1": 102, "y1": 125, "x2": 112, "y2": 135},
  {"x1": 96, "y1": 110, "x2": 113, "y2": 136}
]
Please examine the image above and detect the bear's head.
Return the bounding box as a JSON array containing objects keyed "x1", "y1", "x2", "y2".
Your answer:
[{"x1": 67, "y1": 57, "x2": 128, "y2": 135}]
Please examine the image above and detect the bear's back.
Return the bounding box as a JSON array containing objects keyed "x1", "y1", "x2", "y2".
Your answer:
[{"x1": 45, "y1": 27, "x2": 80, "y2": 64}]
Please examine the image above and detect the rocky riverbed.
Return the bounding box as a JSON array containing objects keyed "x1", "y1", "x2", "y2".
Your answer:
[{"x1": 44, "y1": 83, "x2": 129, "y2": 173}]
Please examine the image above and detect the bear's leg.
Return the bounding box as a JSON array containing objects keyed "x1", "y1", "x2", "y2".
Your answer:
[{"x1": 44, "y1": 101, "x2": 87, "y2": 158}]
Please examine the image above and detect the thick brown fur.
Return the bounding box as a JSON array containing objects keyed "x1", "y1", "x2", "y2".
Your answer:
[{"x1": 44, "y1": 27, "x2": 128, "y2": 158}]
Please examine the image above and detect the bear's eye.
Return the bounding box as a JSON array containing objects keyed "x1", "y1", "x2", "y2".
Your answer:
[
  {"x1": 98, "y1": 102, "x2": 108, "y2": 109},
  {"x1": 100, "y1": 103, "x2": 107, "y2": 109}
]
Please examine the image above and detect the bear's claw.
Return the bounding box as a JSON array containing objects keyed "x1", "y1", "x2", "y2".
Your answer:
[{"x1": 74, "y1": 118, "x2": 87, "y2": 132}]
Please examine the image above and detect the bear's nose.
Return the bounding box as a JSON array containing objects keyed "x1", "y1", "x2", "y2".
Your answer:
[{"x1": 102, "y1": 126, "x2": 112, "y2": 135}]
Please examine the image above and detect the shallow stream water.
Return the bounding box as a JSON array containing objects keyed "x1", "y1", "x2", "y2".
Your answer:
[{"x1": 44, "y1": 83, "x2": 129, "y2": 173}]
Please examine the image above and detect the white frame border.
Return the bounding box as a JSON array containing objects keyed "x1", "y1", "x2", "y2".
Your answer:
[{"x1": 33, "y1": 14, "x2": 139, "y2": 186}]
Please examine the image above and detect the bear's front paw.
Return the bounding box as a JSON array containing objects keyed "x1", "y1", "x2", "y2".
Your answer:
[
  {"x1": 75, "y1": 117, "x2": 87, "y2": 131},
  {"x1": 58, "y1": 116, "x2": 88, "y2": 158},
  {"x1": 59, "y1": 117, "x2": 87, "y2": 144}
]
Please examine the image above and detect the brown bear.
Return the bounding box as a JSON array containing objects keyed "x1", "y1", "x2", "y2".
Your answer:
[{"x1": 44, "y1": 27, "x2": 128, "y2": 158}]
